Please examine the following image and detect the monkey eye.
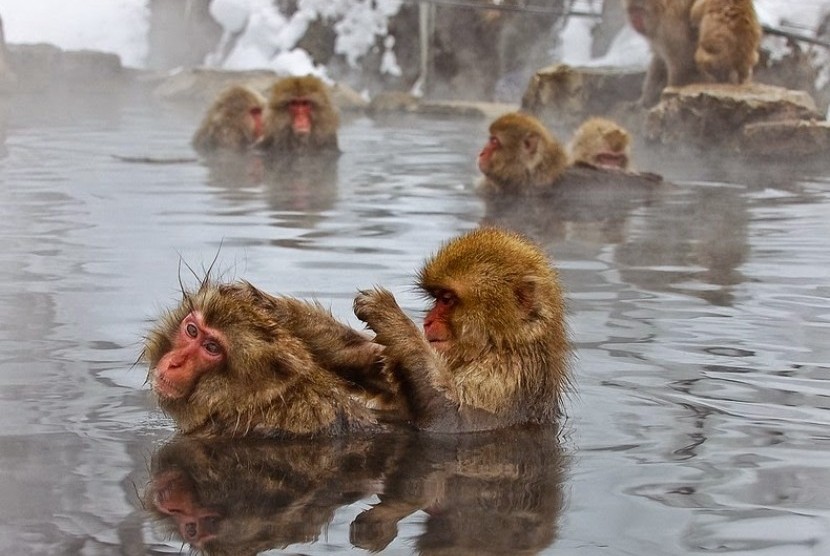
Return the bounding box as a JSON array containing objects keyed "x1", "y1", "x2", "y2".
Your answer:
[
  {"x1": 436, "y1": 291, "x2": 456, "y2": 307},
  {"x1": 250, "y1": 107, "x2": 262, "y2": 115},
  {"x1": 291, "y1": 99, "x2": 313, "y2": 109},
  {"x1": 488, "y1": 136, "x2": 500, "y2": 148},
  {"x1": 203, "y1": 341, "x2": 222, "y2": 356},
  {"x1": 185, "y1": 322, "x2": 198, "y2": 338}
]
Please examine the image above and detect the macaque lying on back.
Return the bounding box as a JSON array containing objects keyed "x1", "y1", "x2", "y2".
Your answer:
[
  {"x1": 143, "y1": 280, "x2": 401, "y2": 437},
  {"x1": 191, "y1": 85, "x2": 266, "y2": 154},
  {"x1": 354, "y1": 227, "x2": 570, "y2": 433},
  {"x1": 258, "y1": 75, "x2": 340, "y2": 155},
  {"x1": 568, "y1": 117, "x2": 631, "y2": 171}
]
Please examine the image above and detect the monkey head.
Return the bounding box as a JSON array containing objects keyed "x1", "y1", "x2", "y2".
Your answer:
[
  {"x1": 417, "y1": 227, "x2": 563, "y2": 365},
  {"x1": 477, "y1": 112, "x2": 567, "y2": 192},
  {"x1": 623, "y1": 0, "x2": 665, "y2": 37}
]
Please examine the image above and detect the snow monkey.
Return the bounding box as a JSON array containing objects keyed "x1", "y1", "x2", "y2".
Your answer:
[
  {"x1": 568, "y1": 117, "x2": 632, "y2": 171},
  {"x1": 623, "y1": 0, "x2": 761, "y2": 106},
  {"x1": 258, "y1": 75, "x2": 340, "y2": 155},
  {"x1": 143, "y1": 279, "x2": 403, "y2": 437},
  {"x1": 477, "y1": 112, "x2": 568, "y2": 195},
  {"x1": 690, "y1": 0, "x2": 761, "y2": 84},
  {"x1": 353, "y1": 227, "x2": 570, "y2": 433},
  {"x1": 191, "y1": 85, "x2": 266, "y2": 154}
]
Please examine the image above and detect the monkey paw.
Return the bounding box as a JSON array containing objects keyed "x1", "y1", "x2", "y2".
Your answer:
[{"x1": 353, "y1": 287, "x2": 399, "y2": 326}]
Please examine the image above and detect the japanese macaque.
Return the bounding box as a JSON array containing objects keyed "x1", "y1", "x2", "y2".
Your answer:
[
  {"x1": 623, "y1": 0, "x2": 761, "y2": 106},
  {"x1": 353, "y1": 227, "x2": 570, "y2": 433},
  {"x1": 568, "y1": 117, "x2": 632, "y2": 170},
  {"x1": 191, "y1": 85, "x2": 266, "y2": 154},
  {"x1": 143, "y1": 279, "x2": 402, "y2": 437},
  {"x1": 690, "y1": 0, "x2": 761, "y2": 84},
  {"x1": 258, "y1": 75, "x2": 340, "y2": 154},
  {"x1": 623, "y1": 0, "x2": 700, "y2": 106},
  {"x1": 477, "y1": 112, "x2": 568, "y2": 196}
]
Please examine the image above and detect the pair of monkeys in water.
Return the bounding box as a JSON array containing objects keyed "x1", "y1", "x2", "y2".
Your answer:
[
  {"x1": 477, "y1": 111, "x2": 641, "y2": 196},
  {"x1": 623, "y1": 0, "x2": 762, "y2": 106},
  {"x1": 190, "y1": 75, "x2": 339, "y2": 155},
  {"x1": 143, "y1": 227, "x2": 570, "y2": 437}
]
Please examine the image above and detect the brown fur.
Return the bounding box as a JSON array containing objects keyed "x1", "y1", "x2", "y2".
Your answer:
[
  {"x1": 623, "y1": 0, "x2": 760, "y2": 106},
  {"x1": 258, "y1": 75, "x2": 340, "y2": 154},
  {"x1": 623, "y1": 0, "x2": 700, "y2": 106},
  {"x1": 143, "y1": 280, "x2": 401, "y2": 437},
  {"x1": 353, "y1": 227, "x2": 570, "y2": 433},
  {"x1": 351, "y1": 426, "x2": 566, "y2": 554},
  {"x1": 191, "y1": 85, "x2": 265, "y2": 154},
  {"x1": 691, "y1": 0, "x2": 761, "y2": 84},
  {"x1": 147, "y1": 433, "x2": 405, "y2": 553},
  {"x1": 568, "y1": 117, "x2": 632, "y2": 170},
  {"x1": 477, "y1": 112, "x2": 568, "y2": 196}
]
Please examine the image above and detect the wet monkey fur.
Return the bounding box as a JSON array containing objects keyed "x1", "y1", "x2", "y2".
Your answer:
[
  {"x1": 477, "y1": 111, "x2": 568, "y2": 195},
  {"x1": 354, "y1": 227, "x2": 570, "y2": 433},
  {"x1": 143, "y1": 280, "x2": 402, "y2": 437},
  {"x1": 568, "y1": 117, "x2": 632, "y2": 171},
  {"x1": 258, "y1": 75, "x2": 340, "y2": 154},
  {"x1": 191, "y1": 85, "x2": 266, "y2": 154}
]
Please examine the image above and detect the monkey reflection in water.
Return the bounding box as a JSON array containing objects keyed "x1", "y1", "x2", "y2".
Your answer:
[
  {"x1": 146, "y1": 426, "x2": 566, "y2": 555},
  {"x1": 143, "y1": 229, "x2": 571, "y2": 551}
]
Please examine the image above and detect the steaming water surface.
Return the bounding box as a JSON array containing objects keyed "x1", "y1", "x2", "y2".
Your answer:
[{"x1": 0, "y1": 91, "x2": 829, "y2": 554}]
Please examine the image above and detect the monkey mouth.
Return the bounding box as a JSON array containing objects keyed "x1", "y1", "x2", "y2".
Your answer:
[
  {"x1": 428, "y1": 338, "x2": 450, "y2": 352},
  {"x1": 153, "y1": 376, "x2": 187, "y2": 400},
  {"x1": 595, "y1": 152, "x2": 627, "y2": 169}
]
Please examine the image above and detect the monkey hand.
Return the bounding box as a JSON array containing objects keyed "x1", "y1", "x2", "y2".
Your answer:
[
  {"x1": 354, "y1": 287, "x2": 402, "y2": 329},
  {"x1": 354, "y1": 288, "x2": 420, "y2": 347}
]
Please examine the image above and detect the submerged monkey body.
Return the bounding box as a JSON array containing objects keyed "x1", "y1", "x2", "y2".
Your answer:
[
  {"x1": 478, "y1": 112, "x2": 659, "y2": 196},
  {"x1": 258, "y1": 75, "x2": 340, "y2": 155},
  {"x1": 144, "y1": 281, "x2": 394, "y2": 437},
  {"x1": 477, "y1": 112, "x2": 569, "y2": 195},
  {"x1": 191, "y1": 85, "x2": 266, "y2": 154}
]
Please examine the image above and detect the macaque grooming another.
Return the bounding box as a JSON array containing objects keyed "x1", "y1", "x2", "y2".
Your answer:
[
  {"x1": 690, "y1": 0, "x2": 761, "y2": 84},
  {"x1": 191, "y1": 85, "x2": 266, "y2": 154},
  {"x1": 143, "y1": 280, "x2": 400, "y2": 437},
  {"x1": 354, "y1": 227, "x2": 570, "y2": 433},
  {"x1": 477, "y1": 112, "x2": 568, "y2": 196},
  {"x1": 258, "y1": 75, "x2": 340, "y2": 154},
  {"x1": 568, "y1": 117, "x2": 632, "y2": 170}
]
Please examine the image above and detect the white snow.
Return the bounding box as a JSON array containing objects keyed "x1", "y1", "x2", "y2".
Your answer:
[{"x1": 0, "y1": 0, "x2": 827, "y2": 74}]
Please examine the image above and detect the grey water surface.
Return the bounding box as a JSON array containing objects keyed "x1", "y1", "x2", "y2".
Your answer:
[{"x1": 0, "y1": 90, "x2": 828, "y2": 555}]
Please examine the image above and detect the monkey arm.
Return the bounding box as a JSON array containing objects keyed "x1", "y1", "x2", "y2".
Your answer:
[
  {"x1": 641, "y1": 55, "x2": 668, "y2": 107},
  {"x1": 272, "y1": 297, "x2": 384, "y2": 374},
  {"x1": 355, "y1": 288, "x2": 477, "y2": 431}
]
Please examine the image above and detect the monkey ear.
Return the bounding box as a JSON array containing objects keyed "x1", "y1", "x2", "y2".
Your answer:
[
  {"x1": 522, "y1": 133, "x2": 540, "y2": 156},
  {"x1": 514, "y1": 277, "x2": 540, "y2": 317}
]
